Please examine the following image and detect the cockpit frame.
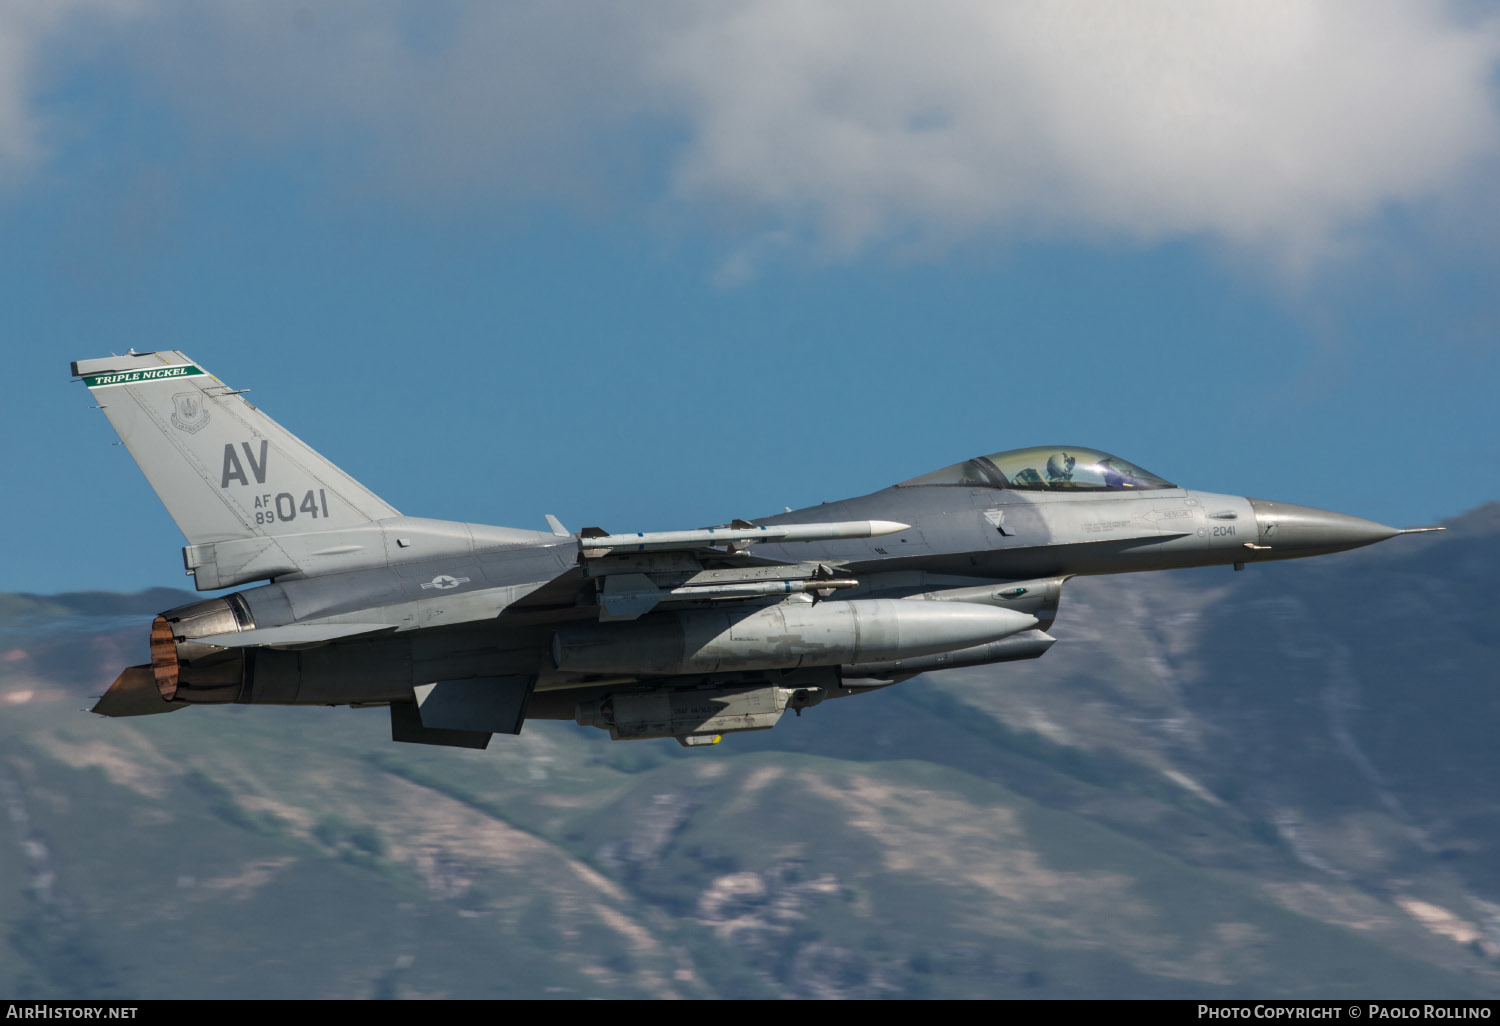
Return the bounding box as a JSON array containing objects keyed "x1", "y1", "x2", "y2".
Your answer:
[{"x1": 898, "y1": 447, "x2": 1175, "y2": 492}]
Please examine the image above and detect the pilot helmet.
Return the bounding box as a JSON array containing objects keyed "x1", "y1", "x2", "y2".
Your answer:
[{"x1": 1046, "y1": 452, "x2": 1076, "y2": 482}]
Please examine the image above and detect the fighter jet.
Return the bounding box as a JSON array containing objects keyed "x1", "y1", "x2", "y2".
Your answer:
[{"x1": 75, "y1": 352, "x2": 1440, "y2": 749}]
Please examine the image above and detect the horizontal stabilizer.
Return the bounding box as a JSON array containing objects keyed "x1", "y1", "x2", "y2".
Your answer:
[
  {"x1": 580, "y1": 519, "x2": 909, "y2": 555},
  {"x1": 91, "y1": 664, "x2": 186, "y2": 717},
  {"x1": 195, "y1": 622, "x2": 398, "y2": 649}
]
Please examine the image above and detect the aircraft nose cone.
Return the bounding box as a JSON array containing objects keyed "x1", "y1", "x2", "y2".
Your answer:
[{"x1": 1246, "y1": 498, "x2": 1401, "y2": 556}]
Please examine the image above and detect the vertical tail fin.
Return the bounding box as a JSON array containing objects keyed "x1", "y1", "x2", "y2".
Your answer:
[{"x1": 74, "y1": 351, "x2": 398, "y2": 586}]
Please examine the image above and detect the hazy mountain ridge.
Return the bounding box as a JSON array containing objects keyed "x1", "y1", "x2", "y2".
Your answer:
[{"x1": 1, "y1": 505, "x2": 1497, "y2": 998}]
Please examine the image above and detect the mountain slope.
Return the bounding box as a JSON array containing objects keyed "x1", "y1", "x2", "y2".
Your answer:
[{"x1": 1, "y1": 506, "x2": 1496, "y2": 998}]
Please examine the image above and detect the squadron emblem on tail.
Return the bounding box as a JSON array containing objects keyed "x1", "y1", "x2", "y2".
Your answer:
[{"x1": 170, "y1": 392, "x2": 210, "y2": 434}]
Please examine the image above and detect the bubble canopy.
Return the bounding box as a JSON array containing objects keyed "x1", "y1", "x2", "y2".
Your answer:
[{"x1": 898, "y1": 447, "x2": 1175, "y2": 492}]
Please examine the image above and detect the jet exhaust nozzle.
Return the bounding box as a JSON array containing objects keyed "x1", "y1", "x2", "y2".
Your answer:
[{"x1": 145, "y1": 597, "x2": 253, "y2": 706}]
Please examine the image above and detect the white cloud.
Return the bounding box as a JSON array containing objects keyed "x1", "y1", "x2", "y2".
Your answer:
[
  {"x1": 9, "y1": 0, "x2": 1500, "y2": 275},
  {"x1": 0, "y1": 0, "x2": 142, "y2": 184},
  {"x1": 652, "y1": 1, "x2": 1500, "y2": 273}
]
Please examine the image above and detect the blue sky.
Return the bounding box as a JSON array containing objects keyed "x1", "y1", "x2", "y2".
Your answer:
[{"x1": 4, "y1": 1, "x2": 1499, "y2": 594}]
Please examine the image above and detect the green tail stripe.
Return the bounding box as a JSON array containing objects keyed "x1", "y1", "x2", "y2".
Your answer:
[{"x1": 84, "y1": 365, "x2": 205, "y2": 388}]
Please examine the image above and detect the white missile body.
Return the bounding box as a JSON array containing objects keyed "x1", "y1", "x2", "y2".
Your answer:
[{"x1": 578, "y1": 519, "x2": 910, "y2": 553}]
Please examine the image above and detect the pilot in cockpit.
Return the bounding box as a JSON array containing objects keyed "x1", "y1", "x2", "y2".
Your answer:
[{"x1": 1046, "y1": 452, "x2": 1076, "y2": 486}]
